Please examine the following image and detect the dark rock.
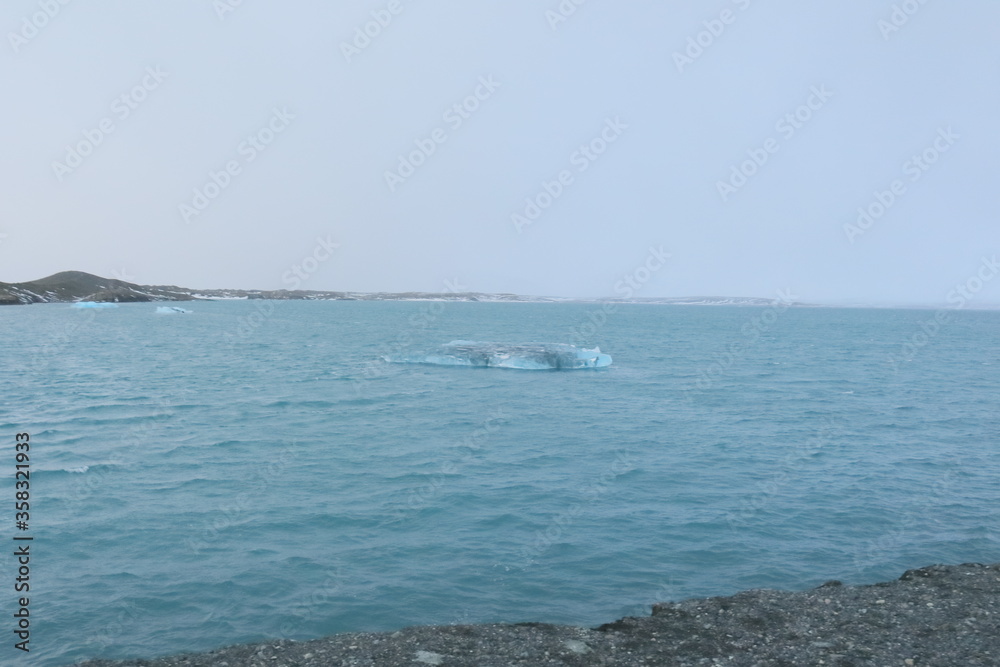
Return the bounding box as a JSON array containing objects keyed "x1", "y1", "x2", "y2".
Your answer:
[
  {"x1": 0, "y1": 290, "x2": 23, "y2": 305},
  {"x1": 0, "y1": 271, "x2": 186, "y2": 304},
  {"x1": 72, "y1": 562, "x2": 1000, "y2": 667}
]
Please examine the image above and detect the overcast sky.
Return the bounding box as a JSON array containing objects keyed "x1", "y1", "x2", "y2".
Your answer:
[{"x1": 1, "y1": 1, "x2": 997, "y2": 305}]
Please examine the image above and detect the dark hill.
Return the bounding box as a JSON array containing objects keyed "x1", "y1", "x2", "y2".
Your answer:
[
  {"x1": 0, "y1": 271, "x2": 195, "y2": 305},
  {"x1": 0, "y1": 271, "x2": 805, "y2": 307}
]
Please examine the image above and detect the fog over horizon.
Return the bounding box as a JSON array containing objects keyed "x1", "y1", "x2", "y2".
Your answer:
[{"x1": 2, "y1": 1, "x2": 998, "y2": 307}]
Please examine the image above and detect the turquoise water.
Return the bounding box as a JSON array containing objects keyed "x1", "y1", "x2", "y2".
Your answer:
[{"x1": 2, "y1": 301, "x2": 998, "y2": 666}]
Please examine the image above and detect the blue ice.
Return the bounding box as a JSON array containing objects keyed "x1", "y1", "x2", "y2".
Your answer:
[
  {"x1": 386, "y1": 341, "x2": 612, "y2": 370},
  {"x1": 71, "y1": 302, "x2": 119, "y2": 309}
]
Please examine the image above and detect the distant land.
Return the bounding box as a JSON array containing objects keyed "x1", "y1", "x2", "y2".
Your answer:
[{"x1": 0, "y1": 271, "x2": 796, "y2": 307}]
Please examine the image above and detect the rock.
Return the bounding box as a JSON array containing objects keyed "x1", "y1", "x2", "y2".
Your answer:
[
  {"x1": 414, "y1": 650, "x2": 445, "y2": 665},
  {"x1": 69, "y1": 563, "x2": 1000, "y2": 667}
]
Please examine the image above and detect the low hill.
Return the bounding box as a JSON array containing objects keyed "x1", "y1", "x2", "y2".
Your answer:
[
  {"x1": 0, "y1": 272, "x2": 530, "y2": 306},
  {"x1": 0, "y1": 271, "x2": 803, "y2": 307},
  {"x1": 0, "y1": 271, "x2": 195, "y2": 305}
]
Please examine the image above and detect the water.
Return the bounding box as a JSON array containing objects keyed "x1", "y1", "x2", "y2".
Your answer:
[{"x1": 1, "y1": 300, "x2": 998, "y2": 666}]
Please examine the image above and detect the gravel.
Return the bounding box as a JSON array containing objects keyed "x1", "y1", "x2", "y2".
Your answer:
[{"x1": 73, "y1": 562, "x2": 1000, "y2": 667}]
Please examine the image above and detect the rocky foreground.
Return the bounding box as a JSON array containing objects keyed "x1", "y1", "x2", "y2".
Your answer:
[{"x1": 75, "y1": 562, "x2": 998, "y2": 667}]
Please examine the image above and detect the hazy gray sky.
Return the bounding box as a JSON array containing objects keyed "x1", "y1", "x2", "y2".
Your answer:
[{"x1": 2, "y1": 1, "x2": 998, "y2": 305}]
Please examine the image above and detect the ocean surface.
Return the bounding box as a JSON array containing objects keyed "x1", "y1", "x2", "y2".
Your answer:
[{"x1": 2, "y1": 300, "x2": 998, "y2": 666}]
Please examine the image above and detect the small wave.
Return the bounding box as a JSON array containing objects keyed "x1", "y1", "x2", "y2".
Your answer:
[
  {"x1": 259, "y1": 399, "x2": 338, "y2": 410},
  {"x1": 31, "y1": 462, "x2": 122, "y2": 477}
]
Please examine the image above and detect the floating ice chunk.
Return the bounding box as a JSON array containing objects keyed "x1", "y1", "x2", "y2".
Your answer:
[
  {"x1": 72, "y1": 302, "x2": 118, "y2": 309},
  {"x1": 156, "y1": 306, "x2": 192, "y2": 314},
  {"x1": 386, "y1": 341, "x2": 611, "y2": 370}
]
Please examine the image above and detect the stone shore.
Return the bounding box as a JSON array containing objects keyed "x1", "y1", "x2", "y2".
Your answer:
[{"x1": 74, "y1": 562, "x2": 999, "y2": 667}]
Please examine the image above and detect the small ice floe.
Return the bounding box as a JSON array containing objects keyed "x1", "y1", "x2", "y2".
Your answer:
[
  {"x1": 155, "y1": 306, "x2": 192, "y2": 314},
  {"x1": 72, "y1": 302, "x2": 118, "y2": 309},
  {"x1": 386, "y1": 341, "x2": 612, "y2": 370}
]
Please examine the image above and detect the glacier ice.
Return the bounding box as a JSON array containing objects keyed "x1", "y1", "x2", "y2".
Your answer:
[
  {"x1": 155, "y1": 306, "x2": 192, "y2": 314},
  {"x1": 385, "y1": 341, "x2": 612, "y2": 370},
  {"x1": 71, "y1": 302, "x2": 118, "y2": 309}
]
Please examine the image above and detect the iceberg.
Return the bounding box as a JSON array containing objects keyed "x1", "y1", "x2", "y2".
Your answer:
[
  {"x1": 386, "y1": 341, "x2": 612, "y2": 370},
  {"x1": 155, "y1": 306, "x2": 192, "y2": 314},
  {"x1": 71, "y1": 302, "x2": 118, "y2": 309}
]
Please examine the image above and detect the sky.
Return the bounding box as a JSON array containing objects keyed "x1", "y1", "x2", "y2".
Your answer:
[{"x1": 1, "y1": 0, "x2": 998, "y2": 306}]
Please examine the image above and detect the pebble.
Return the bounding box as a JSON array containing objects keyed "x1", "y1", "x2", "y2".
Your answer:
[{"x1": 414, "y1": 651, "x2": 445, "y2": 665}]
